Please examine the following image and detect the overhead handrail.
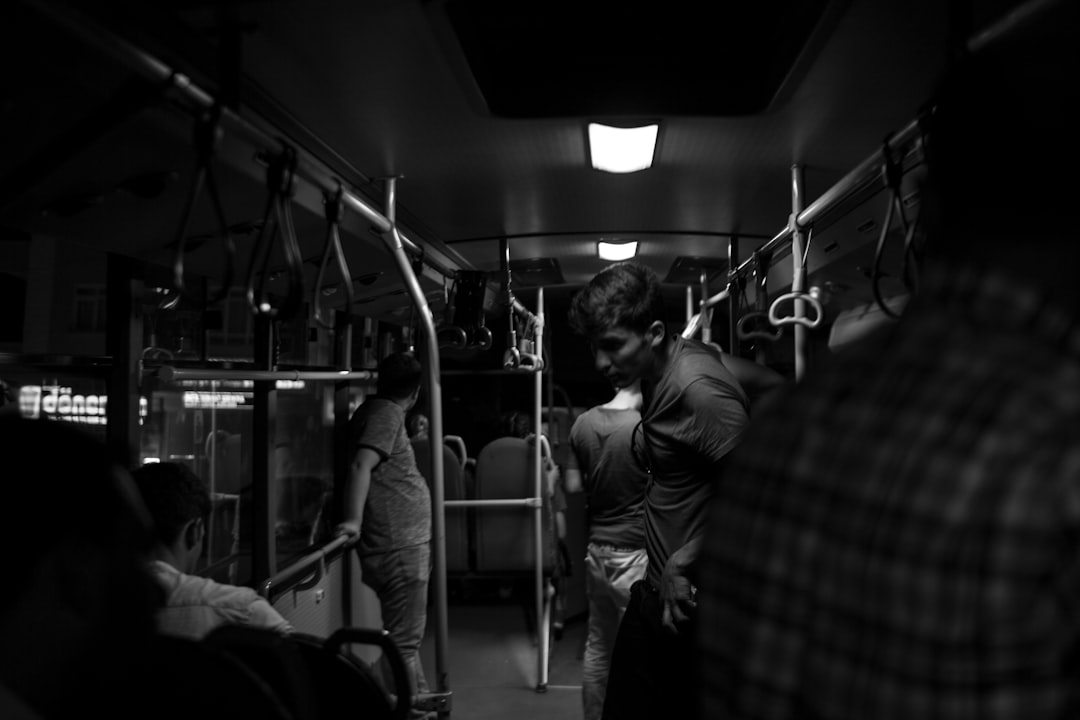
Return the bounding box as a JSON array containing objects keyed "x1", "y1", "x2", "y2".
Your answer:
[
  {"x1": 166, "y1": 103, "x2": 237, "y2": 311},
  {"x1": 245, "y1": 144, "x2": 306, "y2": 320},
  {"x1": 312, "y1": 185, "x2": 355, "y2": 330},
  {"x1": 737, "y1": 250, "x2": 783, "y2": 342},
  {"x1": 156, "y1": 366, "x2": 375, "y2": 383},
  {"x1": 445, "y1": 497, "x2": 542, "y2": 509}
]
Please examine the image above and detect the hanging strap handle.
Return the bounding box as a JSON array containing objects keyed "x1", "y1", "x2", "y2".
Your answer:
[
  {"x1": 737, "y1": 311, "x2": 784, "y2": 340},
  {"x1": 312, "y1": 185, "x2": 354, "y2": 330},
  {"x1": 737, "y1": 249, "x2": 783, "y2": 341},
  {"x1": 768, "y1": 291, "x2": 824, "y2": 329},
  {"x1": 245, "y1": 144, "x2": 305, "y2": 320},
  {"x1": 167, "y1": 103, "x2": 236, "y2": 310}
]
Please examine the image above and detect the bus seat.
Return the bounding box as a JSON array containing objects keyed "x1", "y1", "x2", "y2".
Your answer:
[
  {"x1": 291, "y1": 628, "x2": 410, "y2": 720},
  {"x1": 205, "y1": 625, "x2": 316, "y2": 720},
  {"x1": 205, "y1": 625, "x2": 407, "y2": 720},
  {"x1": 472, "y1": 436, "x2": 555, "y2": 575},
  {"x1": 130, "y1": 633, "x2": 295, "y2": 719},
  {"x1": 411, "y1": 437, "x2": 472, "y2": 572}
]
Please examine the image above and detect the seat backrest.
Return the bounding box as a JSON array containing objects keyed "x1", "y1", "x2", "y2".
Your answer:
[
  {"x1": 411, "y1": 437, "x2": 471, "y2": 572},
  {"x1": 205, "y1": 625, "x2": 317, "y2": 720},
  {"x1": 472, "y1": 436, "x2": 554, "y2": 574},
  {"x1": 125, "y1": 633, "x2": 295, "y2": 720},
  {"x1": 290, "y1": 629, "x2": 408, "y2": 720}
]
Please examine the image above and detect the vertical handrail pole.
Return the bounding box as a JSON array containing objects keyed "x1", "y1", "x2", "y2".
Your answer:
[
  {"x1": 699, "y1": 270, "x2": 712, "y2": 344},
  {"x1": 790, "y1": 164, "x2": 808, "y2": 380},
  {"x1": 382, "y1": 178, "x2": 450, "y2": 698},
  {"x1": 728, "y1": 236, "x2": 739, "y2": 353},
  {"x1": 534, "y1": 286, "x2": 548, "y2": 689}
]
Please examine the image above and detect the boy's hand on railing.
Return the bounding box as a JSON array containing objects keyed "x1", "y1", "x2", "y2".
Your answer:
[
  {"x1": 544, "y1": 460, "x2": 560, "y2": 494},
  {"x1": 335, "y1": 519, "x2": 361, "y2": 538}
]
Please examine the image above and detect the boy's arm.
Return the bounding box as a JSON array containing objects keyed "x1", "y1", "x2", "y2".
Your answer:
[{"x1": 336, "y1": 447, "x2": 380, "y2": 537}]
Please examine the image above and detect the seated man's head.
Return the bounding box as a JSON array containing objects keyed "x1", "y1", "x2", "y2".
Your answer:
[
  {"x1": 569, "y1": 261, "x2": 668, "y2": 388},
  {"x1": 406, "y1": 412, "x2": 430, "y2": 440},
  {"x1": 0, "y1": 417, "x2": 161, "y2": 717},
  {"x1": 131, "y1": 461, "x2": 212, "y2": 575}
]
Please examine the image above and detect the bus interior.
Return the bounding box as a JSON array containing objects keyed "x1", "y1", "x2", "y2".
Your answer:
[{"x1": 0, "y1": 0, "x2": 1060, "y2": 718}]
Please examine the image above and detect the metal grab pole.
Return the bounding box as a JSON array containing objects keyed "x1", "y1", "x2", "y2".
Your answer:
[
  {"x1": 534, "y1": 286, "x2": 548, "y2": 691},
  {"x1": 157, "y1": 367, "x2": 376, "y2": 382},
  {"x1": 382, "y1": 178, "x2": 450, "y2": 707},
  {"x1": 791, "y1": 165, "x2": 808, "y2": 381},
  {"x1": 699, "y1": 271, "x2": 712, "y2": 345}
]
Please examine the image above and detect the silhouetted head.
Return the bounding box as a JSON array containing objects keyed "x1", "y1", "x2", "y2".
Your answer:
[
  {"x1": 376, "y1": 352, "x2": 423, "y2": 407},
  {"x1": 131, "y1": 462, "x2": 213, "y2": 573},
  {"x1": 0, "y1": 417, "x2": 161, "y2": 718}
]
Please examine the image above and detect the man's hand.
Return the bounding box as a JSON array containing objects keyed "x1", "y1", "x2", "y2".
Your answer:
[
  {"x1": 659, "y1": 540, "x2": 702, "y2": 634},
  {"x1": 660, "y1": 565, "x2": 697, "y2": 634}
]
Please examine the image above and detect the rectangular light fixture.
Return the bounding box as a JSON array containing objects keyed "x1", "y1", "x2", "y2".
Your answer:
[
  {"x1": 588, "y1": 122, "x2": 658, "y2": 173},
  {"x1": 598, "y1": 240, "x2": 639, "y2": 261}
]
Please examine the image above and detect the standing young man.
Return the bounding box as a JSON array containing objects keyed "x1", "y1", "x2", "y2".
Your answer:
[
  {"x1": 337, "y1": 351, "x2": 432, "y2": 717},
  {"x1": 569, "y1": 262, "x2": 782, "y2": 720},
  {"x1": 563, "y1": 380, "x2": 650, "y2": 720}
]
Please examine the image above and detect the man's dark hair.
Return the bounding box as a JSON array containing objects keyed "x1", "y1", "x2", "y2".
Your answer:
[
  {"x1": 568, "y1": 261, "x2": 666, "y2": 338},
  {"x1": 131, "y1": 461, "x2": 212, "y2": 547},
  {"x1": 502, "y1": 410, "x2": 532, "y2": 439},
  {"x1": 377, "y1": 351, "x2": 423, "y2": 400}
]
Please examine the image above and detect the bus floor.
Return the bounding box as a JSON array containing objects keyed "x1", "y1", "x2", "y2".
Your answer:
[{"x1": 420, "y1": 601, "x2": 587, "y2": 720}]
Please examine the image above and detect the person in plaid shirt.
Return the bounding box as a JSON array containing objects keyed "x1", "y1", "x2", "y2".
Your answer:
[{"x1": 695, "y1": 5, "x2": 1080, "y2": 719}]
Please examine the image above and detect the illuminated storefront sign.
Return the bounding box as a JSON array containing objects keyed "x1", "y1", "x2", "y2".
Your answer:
[
  {"x1": 175, "y1": 379, "x2": 305, "y2": 390},
  {"x1": 16, "y1": 378, "x2": 302, "y2": 419},
  {"x1": 18, "y1": 384, "x2": 148, "y2": 425},
  {"x1": 182, "y1": 391, "x2": 252, "y2": 409}
]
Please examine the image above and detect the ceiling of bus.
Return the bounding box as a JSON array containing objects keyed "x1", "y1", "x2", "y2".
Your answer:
[{"x1": 1, "y1": 0, "x2": 958, "y2": 325}]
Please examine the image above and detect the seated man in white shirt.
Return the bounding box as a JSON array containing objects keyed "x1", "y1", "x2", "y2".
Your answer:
[{"x1": 131, "y1": 461, "x2": 294, "y2": 640}]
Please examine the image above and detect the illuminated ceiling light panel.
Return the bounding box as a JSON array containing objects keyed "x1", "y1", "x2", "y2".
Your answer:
[
  {"x1": 598, "y1": 240, "x2": 639, "y2": 261},
  {"x1": 588, "y1": 122, "x2": 658, "y2": 173}
]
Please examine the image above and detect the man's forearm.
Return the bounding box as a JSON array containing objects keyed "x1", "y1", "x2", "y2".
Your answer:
[{"x1": 667, "y1": 535, "x2": 703, "y2": 577}]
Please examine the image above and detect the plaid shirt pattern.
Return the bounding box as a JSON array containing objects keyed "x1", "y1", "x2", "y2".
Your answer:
[{"x1": 697, "y1": 263, "x2": 1080, "y2": 720}]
